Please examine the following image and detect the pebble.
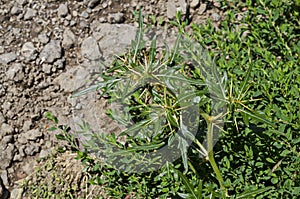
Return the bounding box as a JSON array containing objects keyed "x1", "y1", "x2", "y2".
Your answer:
[
  {"x1": 70, "y1": 20, "x2": 77, "y2": 26},
  {"x1": 40, "y1": 40, "x2": 62, "y2": 64},
  {"x1": 190, "y1": 0, "x2": 200, "y2": 9},
  {"x1": 0, "y1": 171, "x2": 9, "y2": 188},
  {"x1": 108, "y1": 12, "x2": 125, "y2": 23},
  {"x1": 16, "y1": 0, "x2": 27, "y2": 5},
  {"x1": 1, "y1": 136, "x2": 13, "y2": 149},
  {"x1": 166, "y1": 1, "x2": 176, "y2": 19},
  {"x1": 198, "y1": 3, "x2": 207, "y2": 15},
  {"x1": 19, "y1": 129, "x2": 43, "y2": 144},
  {"x1": 53, "y1": 58, "x2": 65, "y2": 70},
  {"x1": 24, "y1": 8, "x2": 37, "y2": 20},
  {"x1": 0, "y1": 144, "x2": 15, "y2": 170},
  {"x1": 211, "y1": 13, "x2": 221, "y2": 22},
  {"x1": 41, "y1": 64, "x2": 51, "y2": 74},
  {"x1": 1, "y1": 123, "x2": 14, "y2": 136},
  {"x1": 21, "y1": 42, "x2": 38, "y2": 62},
  {"x1": 72, "y1": 10, "x2": 78, "y2": 17},
  {"x1": 6, "y1": 63, "x2": 25, "y2": 82},
  {"x1": 57, "y1": 3, "x2": 69, "y2": 17},
  {"x1": 0, "y1": 52, "x2": 17, "y2": 65},
  {"x1": 11, "y1": 6, "x2": 22, "y2": 15},
  {"x1": 62, "y1": 28, "x2": 76, "y2": 49},
  {"x1": 81, "y1": 11, "x2": 89, "y2": 19},
  {"x1": 214, "y1": 1, "x2": 221, "y2": 8},
  {"x1": 10, "y1": 188, "x2": 23, "y2": 199},
  {"x1": 0, "y1": 112, "x2": 5, "y2": 124},
  {"x1": 38, "y1": 33, "x2": 50, "y2": 44},
  {"x1": 81, "y1": 37, "x2": 102, "y2": 61},
  {"x1": 39, "y1": 148, "x2": 53, "y2": 159},
  {"x1": 24, "y1": 144, "x2": 40, "y2": 156}
]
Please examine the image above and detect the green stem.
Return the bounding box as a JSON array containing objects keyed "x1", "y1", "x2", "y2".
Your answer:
[{"x1": 206, "y1": 121, "x2": 225, "y2": 189}]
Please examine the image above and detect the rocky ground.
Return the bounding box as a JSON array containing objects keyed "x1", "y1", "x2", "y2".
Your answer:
[{"x1": 0, "y1": 0, "x2": 224, "y2": 198}]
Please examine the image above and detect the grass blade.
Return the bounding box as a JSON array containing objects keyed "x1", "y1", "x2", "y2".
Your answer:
[
  {"x1": 176, "y1": 169, "x2": 198, "y2": 199},
  {"x1": 236, "y1": 187, "x2": 274, "y2": 199}
]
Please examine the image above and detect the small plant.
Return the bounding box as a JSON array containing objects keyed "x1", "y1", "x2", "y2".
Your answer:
[{"x1": 32, "y1": 1, "x2": 300, "y2": 198}]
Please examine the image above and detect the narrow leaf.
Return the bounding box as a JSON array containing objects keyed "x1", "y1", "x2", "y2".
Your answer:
[
  {"x1": 238, "y1": 63, "x2": 253, "y2": 100},
  {"x1": 238, "y1": 109, "x2": 276, "y2": 127},
  {"x1": 177, "y1": 169, "x2": 198, "y2": 199},
  {"x1": 236, "y1": 187, "x2": 274, "y2": 199}
]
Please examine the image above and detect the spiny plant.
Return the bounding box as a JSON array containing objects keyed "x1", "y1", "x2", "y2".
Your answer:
[{"x1": 41, "y1": 4, "x2": 299, "y2": 198}]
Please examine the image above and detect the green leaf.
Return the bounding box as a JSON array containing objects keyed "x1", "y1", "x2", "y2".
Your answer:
[
  {"x1": 236, "y1": 187, "x2": 274, "y2": 199},
  {"x1": 176, "y1": 169, "x2": 198, "y2": 199},
  {"x1": 55, "y1": 134, "x2": 66, "y2": 141},
  {"x1": 238, "y1": 59, "x2": 252, "y2": 100},
  {"x1": 47, "y1": 127, "x2": 58, "y2": 131},
  {"x1": 44, "y1": 112, "x2": 58, "y2": 124},
  {"x1": 238, "y1": 109, "x2": 276, "y2": 127},
  {"x1": 266, "y1": 157, "x2": 275, "y2": 163}
]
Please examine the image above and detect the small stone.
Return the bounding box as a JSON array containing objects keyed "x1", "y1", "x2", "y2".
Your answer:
[
  {"x1": 0, "y1": 171, "x2": 9, "y2": 188},
  {"x1": 0, "y1": 144, "x2": 15, "y2": 169},
  {"x1": 11, "y1": 6, "x2": 22, "y2": 15},
  {"x1": 40, "y1": 40, "x2": 62, "y2": 64},
  {"x1": 10, "y1": 188, "x2": 23, "y2": 199},
  {"x1": 5, "y1": 63, "x2": 24, "y2": 82},
  {"x1": 1, "y1": 136, "x2": 13, "y2": 148},
  {"x1": 211, "y1": 13, "x2": 221, "y2": 22},
  {"x1": 1, "y1": 123, "x2": 14, "y2": 136},
  {"x1": 24, "y1": 8, "x2": 37, "y2": 20},
  {"x1": 38, "y1": 33, "x2": 50, "y2": 44},
  {"x1": 24, "y1": 144, "x2": 40, "y2": 156},
  {"x1": 70, "y1": 20, "x2": 77, "y2": 26},
  {"x1": 57, "y1": 4, "x2": 69, "y2": 17},
  {"x1": 166, "y1": 1, "x2": 176, "y2": 19},
  {"x1": 2, "y1": 102, "x2": 12, "y2": 113},
  {"x1": 0, "y1": 112, "x2": 5, "y2": 124},
  {"x1": 0, "y1": 46, "x2": 4, "y2": 54},
  {"x1": 53, "y1": 58, "x2": 65, "y2": 70},
  {"x1": 22, "y1": 120, "x2": 32, "y2": 132},
  {"x1": 79, "y1": 20, "x2": 89, "y2": 28},
  {"x1": 21, "y1": 42, "x2": 38, "y2": 62},
  {"x1": 108, "y1": 12, "x2": 125, "y2": 23},
  {"x1": 190, "y1": 0, "x2": 200, "y2": 9},
  {"x1": 72, "y1": 10, "x2": 78, "y2": 17},
  {"x1": 62, "y1": 29, "x2": 76, "y2": 49},
  {"x1": 65, "y1": 14, "x2": 72, "y2": 21},
  {"x1": 81, "y1": 37, "x2": 102, "y2": 61},
  {"x1": 39, "y1": 148, "x2": 53, "y2": 159},
  {"x1": 16, "y1": 0, "x2": 27, "y2": 5},
  {"x1": 22, "y1": 161, "x2": 35, "y2": 175},
  {"x1": 0, "y1": 52, "x2": 17, "y2": 65},
  {"x1": 18, "y1": 129, "x2": 43, "y2": 144},
  {"x1": 198, "y1": 3, "x2": 207, "y2": 15},
  {"x1": 13, "y1": 154, "x2": 23, "y2": 162},
  {"x1": 63, "y1": 20, "x2": 70, "y2": 26},
  {"x1": 42, "y1": 64, "x2": 52, "y2": 74},
  {"x1": 88, "y1": 0, "x2": 100, "y2": 8},
  {"x1": 214, "y1": 1, "x2": 221, "y2": 8},
  {"x1": 81, "y1": 11, "x2": 89, "y2": 19}
]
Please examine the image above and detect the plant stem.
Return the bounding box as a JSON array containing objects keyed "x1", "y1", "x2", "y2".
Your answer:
[{"x1": 206, "y1": 120, "x2": 228, "y2": 196}]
